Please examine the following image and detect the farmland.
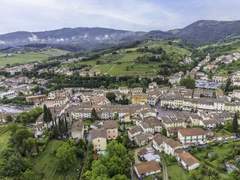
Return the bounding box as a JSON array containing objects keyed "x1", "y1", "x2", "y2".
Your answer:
[
  {"x1": 0, "y1": 48, "x2": 69, "y2": 66},
  {"x1": 71, "y1": 40, "x2": 192, "y2": 76}
]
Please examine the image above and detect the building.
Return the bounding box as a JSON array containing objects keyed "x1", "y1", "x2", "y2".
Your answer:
[
  {"x1": 71, "y1": 120, "x2": 84, "y2": 140},
  {"x1": 103, "y1": 120, "x2": 118, "y2": 140},
  {"x1": 26, "y1": 95, "x2": 47, "y2": 105},
  {"x1": 176, "y1": 150, "x2": 200, "y2": 171},
  {"x1": 128, "y1": 126, "x2": 143, "y2": 141},
  {"x1": 152, "y1": 134, "x2": 182, "y2": 156},
  {"x1": 134, "y1": 133, "x2": 153, "y2": 147},
  {"x1": 132, "y1": 93, "x2": 148, "y2": 105},
  {"x1": 89, "y1": 129, "x2": 107, "y2": 152},
  {"x1": 134, "y1": 161, "x2": 161, "y2": 179},
  {"x1": 178, "y1": 128, "x2": 207, "y2": 145}
]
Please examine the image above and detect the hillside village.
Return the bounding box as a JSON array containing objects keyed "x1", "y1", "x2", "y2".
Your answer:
[{"x1": 1, "y1": 40, "x2": 240, "y2": 180}]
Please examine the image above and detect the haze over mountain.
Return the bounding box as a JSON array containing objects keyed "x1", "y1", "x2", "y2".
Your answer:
[{"x1": 1, "y1": 20, "x2": 240, "y2": 51}]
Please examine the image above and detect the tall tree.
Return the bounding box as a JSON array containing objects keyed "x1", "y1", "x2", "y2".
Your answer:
[
  {"x1": 233, "y1": 113, "x2": 239, "y2": 135},
  {"x1": 91, "y1": 108, "x2": 99, "y2": 121}
]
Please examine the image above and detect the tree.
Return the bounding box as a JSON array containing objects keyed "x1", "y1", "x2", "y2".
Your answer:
[
  {"x1": 56, "y1": 141, "x2": 77, "y2": 172},
  {"x1": 180, "y1": 76, "x2": 195, "y2": 89},
  {"x1": 0, "y1": 153, "x2": 29, "y2": 177},
  {"x1": 43, "y1": 105, "x2": 52, "y2": 125},
  {"x1": 91, "y1": 108, "x2": 99, "y2": 121},
  {"x1": 232, "y1": 113, "x2": 239, "y2": 135},
  {"x1": 11, "y1": 128, "x2": 33, "y2": 156},
  {"x1": 83, "y1": 141, "x2": 133, "y2": 179},
  {"x1": 21, "y1": 169, "x2": 41, "y2": 180},
  {"x1": 224, "y1": 78, "x2": 232, "y2": 94},
  {"x1": 106, "y1": 92, "x2": 116, "y2": 103}
]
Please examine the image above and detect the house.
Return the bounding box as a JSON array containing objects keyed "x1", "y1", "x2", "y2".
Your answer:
[
  {"x1": 134, "y1": 133, "x2": 153, "y2": 147},
  {"x1": 162, "y1": 137, "x2": 182, "y2": 156},
  {"x1": 232, "y1": 90, "x2": 240, "y2": 99},
  {"x1": 128, "y1": 126, "x2": 143, "y2": 141},
  {"x1": 168, "y1": 72, "x2": 184, "y2": 85},
  {"x1": 118, "y1": 87, "x2": 129, "y2": 95},
  {"x1": 89, "y1": 128, "x2": 107, "y2": 152},
  {"x1": 103, "y1": 120, "x2": 118, "y2": 140},
  {"x1": 71, "y1": 120, "x2": 84, "y2": 140},
  {"x1": 152, "y1": 134, "x2": 182, "y2": 156},
  {"x1": 132, "y1": 93, "x2": 148, "y2": 105},
  {"x1": 34, "y1": 114, "x2": 46, "y2": 138},
  {"x1": 0, "y1": 90, "x2": 17, "y2": 99},
  {"x1": 137, "y1": 117, "x2": 162, "y2": 134},
  {"x1": 178, "y1": 128, "x2": 207, "y2": 145},
  {"x1": 176, "y1": 150, "x2": 200, "y2": 171},
  {"x1": 148, "y1": 82, "x2": 158, "y2": 89},
  {"x1": 26, "y1": 95, "x2": 47, "y2": 105},
  {"x1": 134, "y1": 161, "x2": 161, "y2": 179},
  {"x1": 147, "y1": 89, "x2": 162, "y2": 106}
]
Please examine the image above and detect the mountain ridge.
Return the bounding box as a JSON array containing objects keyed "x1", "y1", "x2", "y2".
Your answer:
[{"x1": 1, "y1": 20, "x2": 240, "y2": 51}]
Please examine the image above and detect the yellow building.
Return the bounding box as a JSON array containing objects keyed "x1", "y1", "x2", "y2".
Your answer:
[{"x1": 132, "y1": 93, "x2": 148, "y2": 105}]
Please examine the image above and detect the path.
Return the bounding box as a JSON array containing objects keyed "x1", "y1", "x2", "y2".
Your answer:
[{"x1": 160, "y1": 154, "x2": 169, "y2": 180}]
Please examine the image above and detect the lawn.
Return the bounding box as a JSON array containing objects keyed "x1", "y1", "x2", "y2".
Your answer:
[
  {"x1": 0, "y1": 126, "x2": 10, "y2": 155},
  {"x1": 165, "y1": 141, "x2": 240, "y2": 180},
  {"x1": 33, "y1": 140, "x2": 79, "y2": 180},
  {"x1": 168, "y1": 164, "x2": 190, "y2": 180},
  {"x1": 0, "y1": 48, "x2": 69, "y2": 66}
]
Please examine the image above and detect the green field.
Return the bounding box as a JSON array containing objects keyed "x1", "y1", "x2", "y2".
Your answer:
[
  {"x1": 166, "y1": 141, "x2": 240, "y2": 180},
  {"x1": 33, "y1": 140, "x2": 78, "y2": 180},
  {"x1": 168, "y1": 164, "x2": 189, "y2": 180},
  {"x1": 0, "y1": 126, "x2": 10, "y2": 156},
  {"x1": 73, "y1": 40, "x2": 191, "y2": 76},
  {"x1": 0, "y1": 48, "x2": 69, "y2": 66}
]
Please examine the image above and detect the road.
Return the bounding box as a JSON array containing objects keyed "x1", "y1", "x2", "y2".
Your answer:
[{"x1": 160, "y1": 154, "x2": 169, "y2": 180}]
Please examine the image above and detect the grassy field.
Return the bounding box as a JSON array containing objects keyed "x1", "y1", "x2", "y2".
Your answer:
[
  {"x1": 33, "y1": 140, "x2": 79, "y2": 180},
  {"x1": 168, "y1": 164, "x2": 189, "y2": 180},
  {"x1": 166, "y1": 141, "x2": 240, "y2": 180},
  {"x1": 73, "y1": 40, "x2": 191, "y2": 76},
  {"x1": 0, "y1": 126, "x2": 10, "y2": 156},
  {"x1": 0, "y1": 48, "x2": 69, "y2": 66}
]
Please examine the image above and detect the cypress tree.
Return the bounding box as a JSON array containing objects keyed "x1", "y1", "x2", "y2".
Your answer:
[{"x1": 233, "y1": 113, "x2": 239, "y2": 135}]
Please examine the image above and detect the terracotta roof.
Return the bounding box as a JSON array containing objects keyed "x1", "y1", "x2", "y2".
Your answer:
[
  {"x1": 71, "y1": 120, "x2": 83, "y2": 132},
  {"x1": 177, "y1": 151, "x2": 199, "y2": 166},
  {"x1": 153, "y1": 134, "x2": 166, "y2": 145},
  {"x1": 164, "y1": 138, "x2": 181, "y2": 149},
  {"x1": 178, "y1": 128, "x2": 206, "y2": 136},
  {"x1": 103, "y1": 120, "x2": 118, "y2": 129},
  {"x1": 135, "y1": 161, "x2": 161, "y2": 176},
  {"x1": 89, "y1": 128, "x2": 106, "y2": 139},
  {"x1": 128, "y1": 126, "x2": 142, "y2": 135}
]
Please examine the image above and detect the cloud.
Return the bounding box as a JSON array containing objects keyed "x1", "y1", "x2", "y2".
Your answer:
[{"x1": 0, "y1": 0, "x2": 240, "y2": 34}]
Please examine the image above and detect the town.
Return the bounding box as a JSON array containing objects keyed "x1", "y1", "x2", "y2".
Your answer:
[{"x1": 1, "y1": 50, "x2": 240, "y2": 179}]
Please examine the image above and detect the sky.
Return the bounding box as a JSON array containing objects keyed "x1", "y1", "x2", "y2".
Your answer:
[{"x1": 1, "y1": 0, "x2": 240, "y2": 34}]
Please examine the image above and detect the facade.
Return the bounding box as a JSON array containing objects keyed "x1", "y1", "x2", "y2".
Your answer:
[
  {"x1": 178, "y1": 128, "x2": 207, "y2": 145},
  {"x1": 103, "y1": 120, "x2": 118, "y2": 140},
  {"x1": 176, "y1": 150, "x2": 200, "y2": 171},
  {"x1": 89, "y1": 129, "x2": 107, "y2": 152}
]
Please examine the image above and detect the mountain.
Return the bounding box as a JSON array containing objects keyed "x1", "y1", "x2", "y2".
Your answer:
[
  {"x1": 174, "y1": 20, "x2": 240, "y2": 45},
  {"x1": 0, "y1": 27, "x2": 145, "y2": 51},
  {"x1": 2, "y1": 20, "x2": 240, "y2": 51}
]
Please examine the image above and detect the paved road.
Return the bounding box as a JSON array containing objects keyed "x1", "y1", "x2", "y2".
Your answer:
[{"x1": 160, "y1": 154, "x2": 169, "y2": 180}]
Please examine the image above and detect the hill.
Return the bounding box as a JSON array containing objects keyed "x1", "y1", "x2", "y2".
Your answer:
[
  {"x1": 66, "y1": 40, "x2": 192, "y2": 76},
  {"x1": 0, "y1": 48, "x2": 69, "y2": 66},
  {"x1": 175, "y1": 20, "x2": 240, "y2": 46},
  {"x1": 2, "y1": 20, "x2": 240, "y2": 51}
]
